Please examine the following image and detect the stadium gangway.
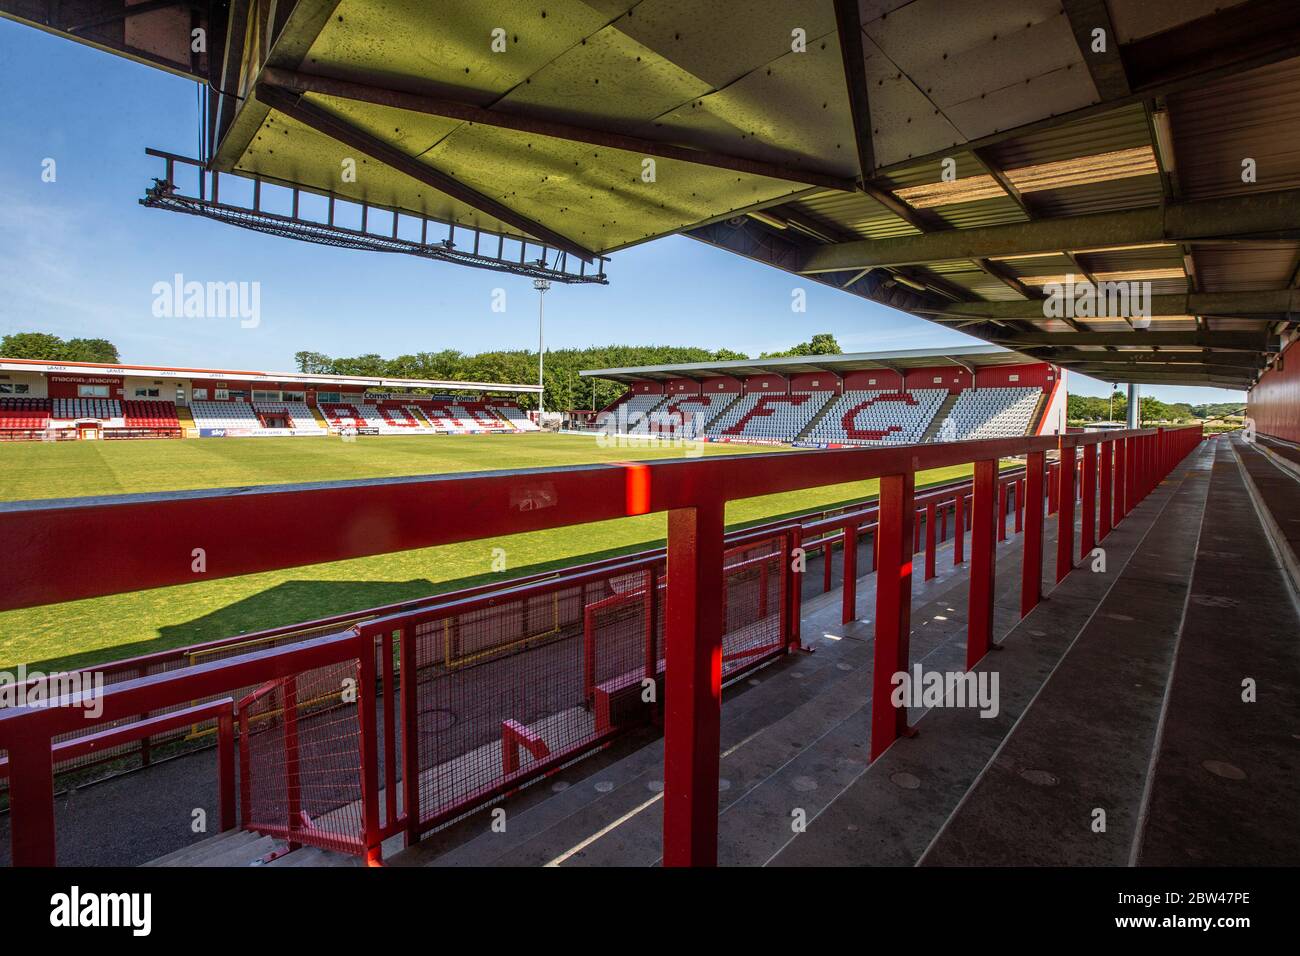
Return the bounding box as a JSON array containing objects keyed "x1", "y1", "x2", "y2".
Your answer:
[{"x1": 0, "y1": 426, "x2": 1202, "y2": 866}]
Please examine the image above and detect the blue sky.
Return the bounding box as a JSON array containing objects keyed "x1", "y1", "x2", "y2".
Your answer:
[{"x1": 0, "y1": 19, "x2": 1244, "y2": 405}]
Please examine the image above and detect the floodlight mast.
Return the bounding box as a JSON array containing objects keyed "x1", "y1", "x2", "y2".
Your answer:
[{"x1": 533, "y1": 277, "x2": 551, "y2": 415}]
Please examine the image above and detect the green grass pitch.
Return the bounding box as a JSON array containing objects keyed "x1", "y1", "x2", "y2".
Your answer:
[{"x1": 0, "y1": 434, "x2": 992, "y2": 672}]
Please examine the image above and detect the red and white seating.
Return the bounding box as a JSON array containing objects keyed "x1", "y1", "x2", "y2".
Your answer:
[
  {"x1": 0, "y1": 398, "x2": 51, "y2": 431},
  {"x1": 707, "y1": 392, "x2": 830, "y2": 441},
  {"x1": 596, "y1": 394, "x2": 666, "y2": 435},
  {"x1": 254, "y1": 401, "x2": 327, "y2": 434},
  {"x1": 124, "y1": 400, "x2": 180, "y2": 428},
  {"x1": 191, "y1": 400, "x2": 260, "y2": 430},
  {"x1": 654, "y1": 394, "x2": 732, "y2": 436},
  {"x1": 932, "y1": 387, "x2": 1040, "y2": 440},
  {"x1": 807, "y1": 389, "x2": 946, "y2": 445},
  {"x1": 51, "y1": 398, "x2": 123, "y2": 424},
  {"x1": 492, "y1": 403, "x2": 538, "y2": 431}
]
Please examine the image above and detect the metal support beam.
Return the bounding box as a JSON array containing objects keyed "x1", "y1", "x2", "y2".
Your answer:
[
  {"x1": 254, "y1": 83, "x2": 596, "y2": 261},
  {"x1": 993, "y1": 330, "x2": 1274, "y2": 350},
  {"x1": 831, "y1": 0, "x2": 875, "y2": 179},
  {"x1": 801, "y1": 188, "x2": 1300, "y2": 272},
  {"x1": 258, "y1": 67, "x2": 855, "y2": 193},
  {"x1": 1061, "y1": 0, "x2": 1131, "y2": 100},
  {"x1": 918, "y1": 288, "x2": 1300, "y2": 321}
]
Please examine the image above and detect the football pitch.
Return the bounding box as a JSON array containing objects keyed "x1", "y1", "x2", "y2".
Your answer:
[{"x1": 0, "y1": 434, "x2": 988, "y2": 672}]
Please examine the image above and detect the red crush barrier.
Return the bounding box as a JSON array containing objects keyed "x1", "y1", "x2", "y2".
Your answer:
[{"x1": 239, "y1": 660, "x2": 367, "y2": 856}]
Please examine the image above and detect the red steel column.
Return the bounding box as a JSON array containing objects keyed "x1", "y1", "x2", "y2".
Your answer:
[
  {"x1": 1014, "y1": 477, "x2": 1024, "y2": 534},
  {"x1": 924, "y1": 500, "x2": 937, "y2": 580},
  {"x1": 1099, "y1": 440, "x2": 1113, "y2": 542},
  {"x1": 953, "y1": 492, "x2": 966, "y2": 565},
  {"x1": 871, "y1": 472, "x2": 915, "y2": 761},
  {"x1": 1115, "y1": 437, "x2": 1128, "y2": 522},
  {"x1": 841, "y1": 524, "x2": 858, "y2": 623},
  {"x1": 997, "y1": 481, "x2": 1009, "y2": 542},
  {"x1": 663, "y1": 499, "x2": 726, "y2": 867},
  {"x1": 967, "y1": 460, "x2": 998, "y2": 669},
  {"x1": 1056, "y1": 445, "x2": 1077, "y2": 583},
  {"x1": 1021, "y1": 450, "x2": 1045, "y2": 616},
  {"x1": 1080, "y1": 442, "x2": 1097, "y2": 560},
  {"x1": 6, "y1": 732, "x2": 56, "y2": 866}
]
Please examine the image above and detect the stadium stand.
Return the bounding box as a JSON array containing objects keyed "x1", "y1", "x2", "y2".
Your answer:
[
  {"x1": 375, "y1": 403, "x2": 424, "y2": 429},
  {"x1": 123, "y1": 400, "x2": 179, "y2": 428},
  {"x1": 51, "y1": 398, "x2": 122, "y2": 423},
  {"x1": 493, "y1": 402, "x2": 538, "y2": 431},
  {"x1": 707, "y1": 393, "x2": 829, "y2": 441},
  {"x1": 807, "y1": 389, "x2": 948, "y2": 445},
  {"x1": 931, "y1": 387, "x2": 1041, "y2": 441},
  {"x1": 253, "y1": 401, "x2": 327, "y2": 434},
  {"x1": 320, "y1": 402, "x2": 367, "y2": 430},
  {"x1": 190, "y1": 400, "x2": 261, "y2": 430},
  {"x1": 656, "y1": 394, "x2": 733, "y2": 435},
  {"x1": 0, "y1": 397, "x2": 51, "y2": 433},
  {"x1": 448, "y1": 400, "x2": 510, "y2": 431},
  {"x1": 597, "y1": 393, "x2": 666, "y2": 434}
]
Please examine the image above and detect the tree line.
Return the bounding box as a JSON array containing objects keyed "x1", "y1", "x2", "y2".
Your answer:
[
  {"x1": 295, "y1": 345, "x2": 750, "y2": 411},
  {"x1": 0, "y1": 331, "x2": 120, "y2": 364},
  {"x1": 1067, "y1": 391, "x2": 1245, "y2": 423}
]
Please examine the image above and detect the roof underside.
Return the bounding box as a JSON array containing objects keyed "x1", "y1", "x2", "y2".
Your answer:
[
  {"x1": 7, "y1": 0, "x2": 1300, "y2": 390},
  {"x1": 580, "y1": 345, "x2": 1043, "y2": 383}
]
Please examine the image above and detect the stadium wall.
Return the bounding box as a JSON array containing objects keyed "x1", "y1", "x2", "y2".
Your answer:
[{"x1": 1248, "y1": 338, "x2": 1300, "y2": 442}]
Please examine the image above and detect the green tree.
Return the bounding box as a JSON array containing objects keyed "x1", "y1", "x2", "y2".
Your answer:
[
  {"x1": 63, "y1": 338, "x2": 120, "y2": 363},
  {"x1": 760, "y1": 333, "x2": 842, "y2": 358},
  {"x1": 1, "y1": 331, "x2": 74, "y2": 360},
  {"x1": 294, "y1": 350, "x2": 333, "y2": 374}
]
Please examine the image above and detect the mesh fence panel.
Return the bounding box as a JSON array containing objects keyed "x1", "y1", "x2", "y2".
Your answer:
[
  {"x1": 407, "y1": 565, "x2": 656, "y2": 829},
  {"x1": 721, "y1": 536, "x2": 787, "y2": 679},
  {"x1": 240, "y1": 660, "x2": 365, "y2": 855}
]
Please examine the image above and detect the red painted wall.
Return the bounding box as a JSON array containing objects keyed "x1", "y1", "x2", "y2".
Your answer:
[
  {"x1": 905, "y1": 366, "x2": 969, "y2": 391},
  {"x1": 630, "y1": 382, "x2": 664, "y2": 395},
  {"x1": 744, "y1": 375, "x2": 789, "y2": 394},
  {"x1": 1249, "y1": 339, "x2": 1300, "y2": 442},
  {"x1": 47, "y1": 374, "x2": 124, "y2": 399},
  {"x1": 664, "y1": 378, "x2": 702, "y2": 395},
  {"x1": 788, "y1": 372, "x2": 839, "y2": 392},
  {"x1": 842, "y1": 370, "x2": 904, "y2": 391},
  {"x1": 976, "y1": 363, "x2": 1055, "y2": 389},
  {"x1": 699, "y1": 376, "x2": 743, "y2": 393}
]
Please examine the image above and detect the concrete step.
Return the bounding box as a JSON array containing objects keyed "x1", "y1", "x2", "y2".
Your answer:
[
  {"x1": 1135, "y1": 436, "x2": 1300, "y2": 865},
  {"x1": 770, "y1": 441, "x2": 1210, "y2": 866},
  {"x1": 918, "y1": 440, "x2": 1213, "y2": 865},
  {"x1": 142, "y1": 829, "x2": 261, "y2": 867},
  {"x1": 267, "y1": 845, "x2": 363, "y2": 867}
]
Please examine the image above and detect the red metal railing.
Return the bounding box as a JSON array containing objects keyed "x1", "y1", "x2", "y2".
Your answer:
[
  {"x1": 0, "y1": 470, "x2": 995, "y2": 793},
  {"x1": 0, "y1": 426, "x2": 1202, "y2": 866},
  {"x1": 0, "y1": 631, "x2": 369, "y2": 866}
]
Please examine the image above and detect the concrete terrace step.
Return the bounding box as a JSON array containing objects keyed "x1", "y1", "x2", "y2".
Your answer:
[
  {"x1": 1134, "y1": 436, "x2": 1300, "y2": 865},
  {"x1": 916, "y1": 441, "x2": 1214, "y2": 865},
  {"x1": 770, "y1": 440, "x2": 1210, "y2": 866},
  {"x1": 144, "y1": 830, "x2": 283, "y2": 867}
]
